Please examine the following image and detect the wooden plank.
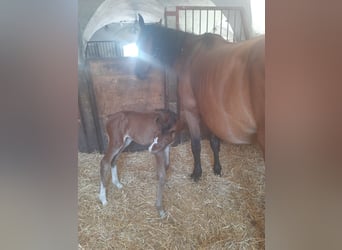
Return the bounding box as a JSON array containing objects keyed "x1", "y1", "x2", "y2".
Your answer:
[
  {"x1": 78, "y1": 67, "x2": 102, "y2": 152},
  {"x1": 87, "y1": 57, "x2": 166, "y2": 152}
]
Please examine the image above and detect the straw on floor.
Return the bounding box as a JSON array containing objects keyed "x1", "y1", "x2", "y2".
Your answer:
[{"x1": 78, "y1": 140, "x2": 265, "y2": 249}]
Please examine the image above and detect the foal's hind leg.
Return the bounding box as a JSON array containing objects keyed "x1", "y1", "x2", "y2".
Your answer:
[
  {"x1": 110, "y1": 136, "x2": 132, "y2": 189},
  {"x1": 99, "y1": 138, "x2": 130, "y2": 206},
  {"x1": 210, "y1": 134, "x2": 222, "y2": 176},
  {"x1": 99, "y1": 143, "x2": 120, "y2": 206}
]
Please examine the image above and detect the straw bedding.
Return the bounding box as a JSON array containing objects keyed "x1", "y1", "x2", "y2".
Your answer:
[{"x1": 78, "y1": 140, "x2": 265, "y2": 249}]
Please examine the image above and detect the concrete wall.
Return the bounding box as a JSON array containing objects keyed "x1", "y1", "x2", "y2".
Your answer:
[{"x1": 79, "y1": 0, "x2": 253, "y2": 45}]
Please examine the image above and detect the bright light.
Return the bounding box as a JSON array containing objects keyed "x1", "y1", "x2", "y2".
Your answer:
[
  {"x1": 123, "y1": 43, "x2": 138, "y2": 57},
  {"x1": 250, "y1": 0, "x2": 265, "y2": 34}
]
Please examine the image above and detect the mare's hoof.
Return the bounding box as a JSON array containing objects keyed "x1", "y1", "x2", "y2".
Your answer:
[
  {"x1": 213, "y1": 164, "x2": 222, "y2": 176},
  {"x1": 190, "y1": 172, "x2": 202, "y2": 182},
  {"x1": 213, "y1": 169, "x2": 222, "y2": 176}
]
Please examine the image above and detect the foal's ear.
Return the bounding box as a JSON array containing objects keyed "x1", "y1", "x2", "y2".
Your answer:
[{"x1": 138, "y1": 14, "x2": 145, "y2": 27}]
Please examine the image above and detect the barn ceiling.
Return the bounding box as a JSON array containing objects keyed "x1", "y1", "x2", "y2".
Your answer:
[{"x1": 79, "y1": 0, "x2": 254, "y2": 44}]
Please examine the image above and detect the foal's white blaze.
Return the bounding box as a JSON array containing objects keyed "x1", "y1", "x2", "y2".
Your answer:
[
  {"x1": 99, "y1": 182, "x2": 107, "y2": 206},
  {"x1": 111, "y1": 165, "x2": 123, "y2": 189},
  {"x1": 148, "y1": 137, "x2": 159, "y2": 152}
]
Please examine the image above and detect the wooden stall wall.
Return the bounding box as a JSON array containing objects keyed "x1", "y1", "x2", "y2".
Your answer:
[{"x1": 79, "y1": 57, "x2": 166, "y2": 153}]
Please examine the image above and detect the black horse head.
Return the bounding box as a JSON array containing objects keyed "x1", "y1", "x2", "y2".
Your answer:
[{"x1": 134, "y1": 14, "x2": 186, "y2": 79}]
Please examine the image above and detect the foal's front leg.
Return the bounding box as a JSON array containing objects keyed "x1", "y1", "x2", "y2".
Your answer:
[{"x1": 154, "y1": 150, "x2": 167, "y2": 218}]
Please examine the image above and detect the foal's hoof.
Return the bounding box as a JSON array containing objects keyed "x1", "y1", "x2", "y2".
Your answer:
[
  {"x1": 115, "y1": 182, "x2": 123, "y2": 189},
  {"x1": 159, "y1": 210, "x2": 167, "y2": 219},
  {"x1": 99, "y1": 198, "x2": 108, "y2": 206},
  {"x1": 99, "y1": 194, "x2": 108, "y2": 206}
]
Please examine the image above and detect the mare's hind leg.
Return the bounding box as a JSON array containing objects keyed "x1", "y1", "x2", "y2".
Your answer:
[
  {"x1": 184, "y1": 111, "x2": 202, "y2": 182},
  {"x1": 154, "y1": 150, "x2": 167, "y2": 218},
  {"x1": 210, "y1": 134, "x2": 222, "y2": 176}
]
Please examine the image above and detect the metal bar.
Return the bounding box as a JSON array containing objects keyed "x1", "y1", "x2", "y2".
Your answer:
[
  {"x1": 213, "y1": 10, "x2": 216, "y2": 33},
  {"x1": 227, "y1": 10, "x2": 230, "y2": 41},
  {"x1": 206, "y1": 10, "x2": 209, "y2": 32},
  {"x1": 199, "y1": 10, "x2": 201, "y2": 33},
  {"x1": 233, "y1": 10, "x2": 237, "y2": 42},
  {"x1": 97, "y1": 42, "x2": 100, "y2": 58},
  {"x1": 239, "y1": 12, "x2": 242, "y2": 41},
  {"x1": 185, "y1": 10, "x2": 187, "y2": 31},
  {"x1": 192, "y1": 9, "x2": 194, "y2": 33},
  {"x1": 100, "y1": 42, "x2": 103, "y2": 57},
  {"x1": 220, "y1": 10, "x2": 222, "y2": 36},
  {"x1": 109, "y1": 42, "x2": 112, "y2": 57},
  {"x1": 164, "y1": 7, "x2": 168, "y2": 27},
  {"x1": 85, "y1": 44, "x2": 89, "y2": 58},
  {"x1": 176, "y1": 7, "x2": 179, "y2": 29},
  {"x1": 177, "y1": 6, "x2": 244, "y2": 11}
]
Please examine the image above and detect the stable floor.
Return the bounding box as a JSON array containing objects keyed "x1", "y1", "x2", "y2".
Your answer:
[{"x1": 78, "y1": 140, "x2": 265, "y2": 249}]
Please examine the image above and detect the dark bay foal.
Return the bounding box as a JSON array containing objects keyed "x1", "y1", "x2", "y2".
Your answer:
[{"x1": 99, "y1": 109, "x2": 177, "y2": 218}]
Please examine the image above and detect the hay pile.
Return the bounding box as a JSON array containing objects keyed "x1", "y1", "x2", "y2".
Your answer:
[{"x1": 78, "y1": 140, "x2": 265, "y2": 249}]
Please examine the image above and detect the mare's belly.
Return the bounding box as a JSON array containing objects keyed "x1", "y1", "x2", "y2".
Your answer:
[{"x1": 199, "y1": 91, "x2": 256, "y2": 145}]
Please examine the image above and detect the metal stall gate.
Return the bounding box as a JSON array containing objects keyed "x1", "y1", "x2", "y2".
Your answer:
[{"x1": 165, "y1": 6, "x2": 250, "y2": 42}]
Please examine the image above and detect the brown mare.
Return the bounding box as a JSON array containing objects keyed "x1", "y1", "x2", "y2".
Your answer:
[
  {"x1": 99, "y1": 109, "x2": 177, "y2": 218},
  {"x1": 135, "y1": 14, "x2": 265, "y2": 181}
]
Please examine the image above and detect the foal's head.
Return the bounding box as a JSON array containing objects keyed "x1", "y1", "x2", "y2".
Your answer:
[
  {"x1": 155, "y1": 109, "x2": 177, "y2": 134},
  {"x1": 149, "y1": 109, "x2": 178, "y2": 153}
]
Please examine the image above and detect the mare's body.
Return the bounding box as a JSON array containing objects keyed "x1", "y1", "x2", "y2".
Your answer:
[{"x1": 135, "y1": 15, "x2": 265, "y2": 181}]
